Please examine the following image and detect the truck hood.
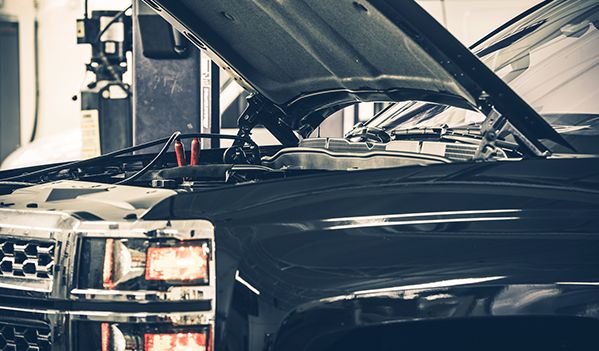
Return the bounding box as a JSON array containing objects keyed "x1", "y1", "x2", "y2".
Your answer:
[
  {"x1": 0, "y1": 180, "x2": 176, "y2": 222},
  {"x1": 145, "y1": 0, "x2": 569, "y2": 149}
]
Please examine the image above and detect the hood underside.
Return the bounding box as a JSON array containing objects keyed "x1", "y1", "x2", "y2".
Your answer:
[
  {"x1": 146, "y1": 0, "x2": 569, "y2": 150},
  {"x1": 146, "y1": 0, "x2": 475, "y2": 112}
]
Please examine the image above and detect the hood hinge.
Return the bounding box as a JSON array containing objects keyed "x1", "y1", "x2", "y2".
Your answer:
[
  {"x1": 233, "y1": 94, "x2": 299, "y2": 148},
  {"x1": 474, "y1": 99, "x2": 550, "y2": 160}
]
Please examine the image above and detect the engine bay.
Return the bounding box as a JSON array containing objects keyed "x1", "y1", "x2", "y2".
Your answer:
[
  {"x1": 0, "y1": 128, "x2": 513, "y2": 195},
  {"x1": 143, "y1": 135, "x2": 511, "y2": 192}
]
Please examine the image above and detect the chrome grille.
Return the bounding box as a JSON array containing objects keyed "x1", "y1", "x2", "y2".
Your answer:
[
  {"x1": 0, "y1": 239, "x2": 55, "y2": 280},
  {"x1": 0, "y1": 322, "x2": 52, "y2": 351}
]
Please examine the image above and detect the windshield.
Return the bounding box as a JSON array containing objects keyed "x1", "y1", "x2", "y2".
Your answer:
[{"x1": 365, "y1": 0, "x2": 599, "y2": 153}]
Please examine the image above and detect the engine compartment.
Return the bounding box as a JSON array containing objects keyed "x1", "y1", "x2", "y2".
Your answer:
[
  {"x1": 0, "y1": 131, "x2": 511, "y2": 195},
  {"x1": 144, "y1": 137, "x2": 506, "y2": 192}
]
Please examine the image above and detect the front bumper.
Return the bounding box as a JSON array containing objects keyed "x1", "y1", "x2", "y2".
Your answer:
[{"x1": 0, "y1": 305, "x2": 213, "y2": 350}]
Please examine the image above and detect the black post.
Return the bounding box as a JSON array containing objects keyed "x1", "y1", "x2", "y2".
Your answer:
[
  {"x1": 200, "y1": 53, "x2": 220, "y2": 149},
  {"x1": 0, "y1": 15, "x2": 21, "y2": 162},
  {"x1": 132, "y1": 0, "x2": 201, "y2": 149}
]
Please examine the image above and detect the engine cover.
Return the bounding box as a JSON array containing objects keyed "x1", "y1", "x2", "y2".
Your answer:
[{"x1": 261, "y1": 138, "x2": 480, "y2": 171}]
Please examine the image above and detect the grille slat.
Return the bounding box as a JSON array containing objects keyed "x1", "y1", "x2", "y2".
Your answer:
[
  {"x1": 0, "y1": 239, "x2": 55, "y2": 280},
  {"x1": 0, "y1": 322, "x2": 52, "y2": 351}
]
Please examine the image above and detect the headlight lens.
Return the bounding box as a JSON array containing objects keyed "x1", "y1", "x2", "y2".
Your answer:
[
  {"x1": 78, "y1": 238, "x2": 211, "y2": 291},
  {"x1": 144, "y1": 332, "x2": 207, "y2": 351},
  {"x1": 145, "y1": 245, "x2": 208, "y2": 282},
  {"x1": 76, "y1": 321, "x2": 211, "y2": 351}
]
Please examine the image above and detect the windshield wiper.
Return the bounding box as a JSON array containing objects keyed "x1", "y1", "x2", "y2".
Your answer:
[
  {"x1": 392, "y1": 126, "x2": 480, "y2": 138},
  {"x1": 392, "y1": 126, "x2": 484, "y2": 143}
]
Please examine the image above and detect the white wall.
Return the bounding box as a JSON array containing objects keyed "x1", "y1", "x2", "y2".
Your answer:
[
  {"x1": 0, "y1": 0, "x2": 129, "y2": 145},
  {"x1": 417, "y1": 0, "x2": 540, "y2": 46},
  {"x1": 0, "y1": 0, "x2": 36, "y2": 145}
]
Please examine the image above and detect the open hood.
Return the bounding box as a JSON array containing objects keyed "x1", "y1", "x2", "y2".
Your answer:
[{"x1": 144, "y1": 0, "x2": 570, "y2": 153}]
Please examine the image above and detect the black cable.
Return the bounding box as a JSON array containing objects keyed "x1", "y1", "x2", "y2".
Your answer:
[
  {"x1": 95, "y1": 5, "x2": 132, "y2": 94},
  {"x1": 29, "y1": 13, "x2": 40, "y2": 142},
  {"x1": 179, "y1": 133, "x2": 258, "y2": 147},
  {"x1": 0, "y1": 133, "x2": 257, "y2": 182},
  {"x1": 115, "y1": 131, "x2": 181, "y2": 185},
  {"x1": 95, "y1": 5, "x2": 132, "y2": 44},
  {"x1": 116, "y1": 133, "x2": 260, "y2": 185},
  {"x1": 84, "y1": 0, "x2": 88, "y2": 18},
  {"x1": 0, "y1": 136, "x2": 171, "y2": 182}
]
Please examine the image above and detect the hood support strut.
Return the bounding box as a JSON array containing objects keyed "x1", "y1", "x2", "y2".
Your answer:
[{"x1": 233, "y1": 94, "x2": 299, "y2": 148}]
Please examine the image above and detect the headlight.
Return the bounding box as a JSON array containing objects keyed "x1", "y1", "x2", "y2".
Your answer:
[
  {"x1": 74, "y1": 220, "x2": 215, "y2": 303},
  {"x1": 94, "y1": 238, "x2": 211, "y2": 290},
  {"x1": 72, "y1": 219, "x2": 216, "y2": 350},
  {"x1": 75, "y1": 321, "x2": 212, "y2": 351},
  {"x1": 77, "y1": 237, "x2": 212, "y2": 295}
]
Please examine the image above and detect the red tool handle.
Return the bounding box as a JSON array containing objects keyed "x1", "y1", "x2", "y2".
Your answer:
[
  {"x1": 190, "y1": 138, "x2": 200, "y2": 166},
  {"x1": 175, "y1": 139, "x2": 186, "y2": 167}
]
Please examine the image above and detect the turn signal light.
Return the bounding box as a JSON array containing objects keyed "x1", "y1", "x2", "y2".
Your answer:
[
  {"x1": 145, "y1": 245, "x2": 208, "y2": 281},
  {"x1": 102, "y1": 239, "x2": 115, "y2": 289},
  {"x1": 144, "y1": 332, "x2": 207, "y2": 351}
]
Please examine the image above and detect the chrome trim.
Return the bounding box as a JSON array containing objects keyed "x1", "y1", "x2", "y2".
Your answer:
[
  {"x1": 71, "y1": 311, "x2": 213, "y2": 325},
  {"x1": 70, "y1": 286, "x2": 213, "y2": 302},
  {"x1": 0, "y1": 305, "x2": 213, "y2": 325},
  {"x1": 77, "y1": 219, "x2": 214, "y2": 240}
]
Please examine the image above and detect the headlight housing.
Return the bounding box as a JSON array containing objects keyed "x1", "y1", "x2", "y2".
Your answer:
[
  {"x1": 73, "y1": 220, "x2": 215, "y2": 302},
  {"x1": 77, "y1": 238, "x2": 211, "y2": 292},
  {"x1": 72, "y1": 219, "x2": 216, "y2": 350}
]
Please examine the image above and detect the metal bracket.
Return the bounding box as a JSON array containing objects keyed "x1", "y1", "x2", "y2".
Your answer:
[
  {"x1": 474, "y1": 89, "x2": 551, "y2": 160},
  {"x1": 200, "y1": 53, "x2": 220, "y2": 149},
  {"x1": 474, "y1": 105, "x2": 549, "y2": 160}
]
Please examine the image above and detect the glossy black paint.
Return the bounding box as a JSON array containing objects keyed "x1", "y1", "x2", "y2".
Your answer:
[
  {"x1": 142, "y1": 157, "x2": 599, "y2": 350},
  {"x1": 1, "y1": 0, "x2": 598, "y2": 348},
  {"x1": 1, "y1": 156, "x2": 598, "y2": 350}
]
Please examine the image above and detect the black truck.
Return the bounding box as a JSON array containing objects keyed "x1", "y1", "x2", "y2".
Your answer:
[{"x1": 0, "y1": 0, "x2": 598, "y2": 350}]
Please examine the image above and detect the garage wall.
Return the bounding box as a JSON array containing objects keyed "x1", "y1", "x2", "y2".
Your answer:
[
  {"x1": 0, "y1": 0, "x2": 35, "y2": 147},
  {"x1": 0, "y1": 0, "x2": 129, "y2": 147},
  {"x1": 417, "y1": 0, "x2": 540, "y2": 45}
]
